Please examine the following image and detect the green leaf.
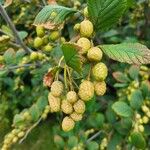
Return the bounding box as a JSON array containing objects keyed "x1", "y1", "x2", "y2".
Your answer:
[
  {"x1": 100, "y1": 43, "x2": 150, "y2": 64},
  {"x1": 13, "y1": 114, "x2": 24, "y2": 126},
  {"x1": 3, "y1": 48, "x2": 16, "y2": 64},
  {"x1": 18, "y1": 31, "x2": 28, "y2": 40},
  {"x1": 107, "y1": 133, "x2": 123, "y2": 150},
  {"x1": 130, "y1": 132, "x2": 146, "y2": 149},
  {"x1": 34, "y1": 5, "x2": 76, "y2": 29},
  {"x1": 61, "y1": 43, "x2": 82, "y2": 73},
  {"x1": 68, "y1": 136, "x2": 78, "y2": 148},
  {"x1": 87, "y1": 0, "x2": 127, "y2": 32},
  {"x1": 36, "y1": 97, "x2": 48, "y2": 113},
  {"x1": 29, "y1": 104, "x2": 40, "y2": 122},
  {"x1": 130, "y1": 90, "x2": 143, "y2": 110},
  {"x1": 114, "y1": 118, "x2": 132, "y2": 135},
  {"x1": 113, "y1": 71, "x2": 130, "y2": 83},
  {"x1": 112, "y1": 101, "x2": 133, "y2": 117},
  {"x1": 128, "y1": 65, "x2": 139, "y2": 79},
  {"x1": 87, "y1": 141, "x2": 99, "y2": 150}
]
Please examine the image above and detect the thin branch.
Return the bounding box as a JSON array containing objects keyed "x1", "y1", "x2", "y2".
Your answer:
[
  {"x1": 86, "y1": 131, "x2": 102, "y2": 144},
  {"x1": 0, "y1": 63, "x2": 40, "y2": 71},
  {"x1": 19, "y1": 117, "x2": 42, "y2": 144},
  {"x1": 41, "y1": 0, "x2": 47, "y2": 6},
  {"x1": 0, "y1": 5, "x2": 32, "y2": 54}
]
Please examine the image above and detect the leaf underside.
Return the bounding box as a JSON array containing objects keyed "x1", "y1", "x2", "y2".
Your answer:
[
  {"x1": 87, "y1": 0, "x2": 127, "y2": 32},
  {"x1": 100, "y1": 43, "x2": 150, "y2": 64},
  {"x1": 34, "y1": 5, "x2": 76, "y2": 29}
]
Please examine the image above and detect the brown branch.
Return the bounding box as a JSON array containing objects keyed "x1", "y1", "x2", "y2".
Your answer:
[{"x1": 0, "y1": 5, "x2": 32, "y2": 54}]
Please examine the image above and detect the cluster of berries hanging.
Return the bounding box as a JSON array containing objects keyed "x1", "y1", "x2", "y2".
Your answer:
[{"x1": 46, "y1": 7, "x2": 108, "y2": 132}]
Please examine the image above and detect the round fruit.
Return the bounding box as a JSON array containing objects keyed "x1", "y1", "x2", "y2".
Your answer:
[
  {"x1": 77, "y1": 37, "x2": 91, "y2": 54},
  {"x1": 74, "y1": 23, "x2": 80, "y2": 32},
  {"x1": 34, "y1": 37, "x2": 43, "y2": 48},
  {"x1": 30, "y1": 52, "x2": 38, "y2": 61},
  {"x1": 87, "y1": 47, "x2": 103, "y2": 62},
  {"x1": 80, "y1": 20, "x2": 93, "y2": 37},
  {"x1": 51, "y1": 81, "x2": 64, "y2": 97},
  {"x1": 70, "y1": 112, "x2": 82, "y2": 121},
  {"x1": 0, "y1": 55, "x2": 4, "y2": 63},
  {"x1": 62, "y1": 116, "x2": 75, "y2": 132},
  {"x1": 43, "y1": 44, "x2": 53, "y2": 52},
  {"x1": 73, "y1": 100, "x2": 85, "y2": 114},
  {"x1": 61, "y1": 100, "x2": 73, "y2": 114},
  {"x1": 78, "y1": 80, "x2": 94, "y2": 101},
  {"x1": 42, "y1": 35, "x2": 49, "y2": 45},
  {"x1": 36, "y1": 26, "x2": 45, "y2": 37},
  {"x1": 92, "y1": 63, "x2": 108, "y2": 81},
  {"x1": 94, "y1": 81, "x2": 106, "y2": 96},
  {"x1": 48, "y1": 93, "x2": 61, "y2": 112},
  {"x1": 49, "y1": 31, "x2": 60, "y2": 41},
  {"x1": 66, "y1": 91, "x2": 78, "y2": 103}
]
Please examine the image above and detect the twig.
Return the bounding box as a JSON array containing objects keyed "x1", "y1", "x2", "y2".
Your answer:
[
  {"x1": 86, "y1": 131, "x2": 102, "y2": 143},
  {"x1": 0, "y1": 5, "x2": 32, "y2": 54},
  {"x1": 41, "y1": 0, "x2": 47, "y2": 6},
  {"x1": 19, "y1": 117, "x2": 42, "y2": 144},
  {"x1": 0, "y1": 63, "x2": 39, "y2": 71}
]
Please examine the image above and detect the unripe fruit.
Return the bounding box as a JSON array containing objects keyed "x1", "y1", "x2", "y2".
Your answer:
[
  {"x1": 60, "y1": 37, "x2": 66, "y2": 43},
  {"x1": 142, "y1": 116, "x2": 149, "y2": 124},
  {"x1": 0, "y1": 55, "x2": 4, "y2": 63},
  {"x1": 51, "y1": 81, "x2": 64, "y2": 97},
  {"x1": 48, "y1": 93, "x2": 61, "y2": 112},
  {"x1": 87, "y1": 47, "x2": 103, "y2": 62},
  {"x1": 74, "y1": 23, "x2": 80, "y2": 32},
  {"x1": 12, "y1": 136, "x2": 18, "y2": 143},
  {"x1": 62, "y1": 116, "x2": 75, "y2": 132},
  {"x1": 18, "y1": 131, "x2": 25, "y2": 138},
  {"x1": 66, "y1": 91, "x2": 78, "y2": 103},
  {"x1": 92, "y1": 63, "x2": 108, "y2": 81},
  {"x1": 30, "y1": 52, "x2": 38, "y2": 61},
  {"x1": 146, "y1": 111, "x2": 150, "y2": 117},
  {"x1": 70, "y1": 112, "x2": 82, "y2": 121},
  {"x1": 77, "y1": 37, "x2": 91, "y2": 54},
  {"x1": 43, "y1": 44, "x2": 53, "y2": 52},
  {"x1": 49, "y1": 31, "x2": 60, "y2": 41},
  {"x1": 83, "y1": 7, "x2": 89, "y2": 18},
  {"x1": 80, "y1": 20, "x2": 93, "y2": 37},
  {"x1": 61, "y1": 100, "x2": 73, "y2": 114},
  {"x1": 42, "y1": 35, "x2": 49, "y2": 45},
  {"x1": 142, "y1": 105, "x2": 149, "y2": 113},
  {"x1": 78, "y1": 80, "x2": 94, "y2": 101},
  {"x1": 94, "y1": 81, "x2": 106, "y2": 96},
  {"x1": 135, "y1": 113, "x2": 141, "y2": 119},
  {"x1": 34, "y1": 37, "x2": 43, "y2": 48},
  {"x1": 73, "y1": 100, "x2": 85, "y2": 114},
  {"x1": 138, "y1": 125, "x2": 144, "y2": 132},
  {"x1": 36, "y1": 26, "x2": 45, "y2": 37}
]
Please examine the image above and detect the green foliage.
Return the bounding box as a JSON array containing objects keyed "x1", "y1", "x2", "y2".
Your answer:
[
  {"x1": 61, "y1": 43, "x2": 82, "y2": 73},
  {"x1": 130, "y1": 90, "x2": 143, "y2": 110},
  {"x1": 34, "y1": 5, "x2": 76, "y2": 29},
  {"x1": 112, "y1": 101, "x2": 133, "y2": 117},
  {"x1": 130, "y1": 132, "x2": 146, "y2": 149},
  {"x1": 87, "y1": 0, "x2": 127, "y2": 32},
  {"x1": 100, "y1": 43, "x2": 150, "y2": 64}
]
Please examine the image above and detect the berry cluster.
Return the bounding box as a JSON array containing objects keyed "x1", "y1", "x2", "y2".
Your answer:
[
  {"x1": 100, "y1": 137, "x2": 108, "y2": 150},
  {"x1": 46, "y1": 8, "x2": 108, "y2": 132},
  {"x1": 2, "y1": 127, "x2": 26, "y2": 150}
]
